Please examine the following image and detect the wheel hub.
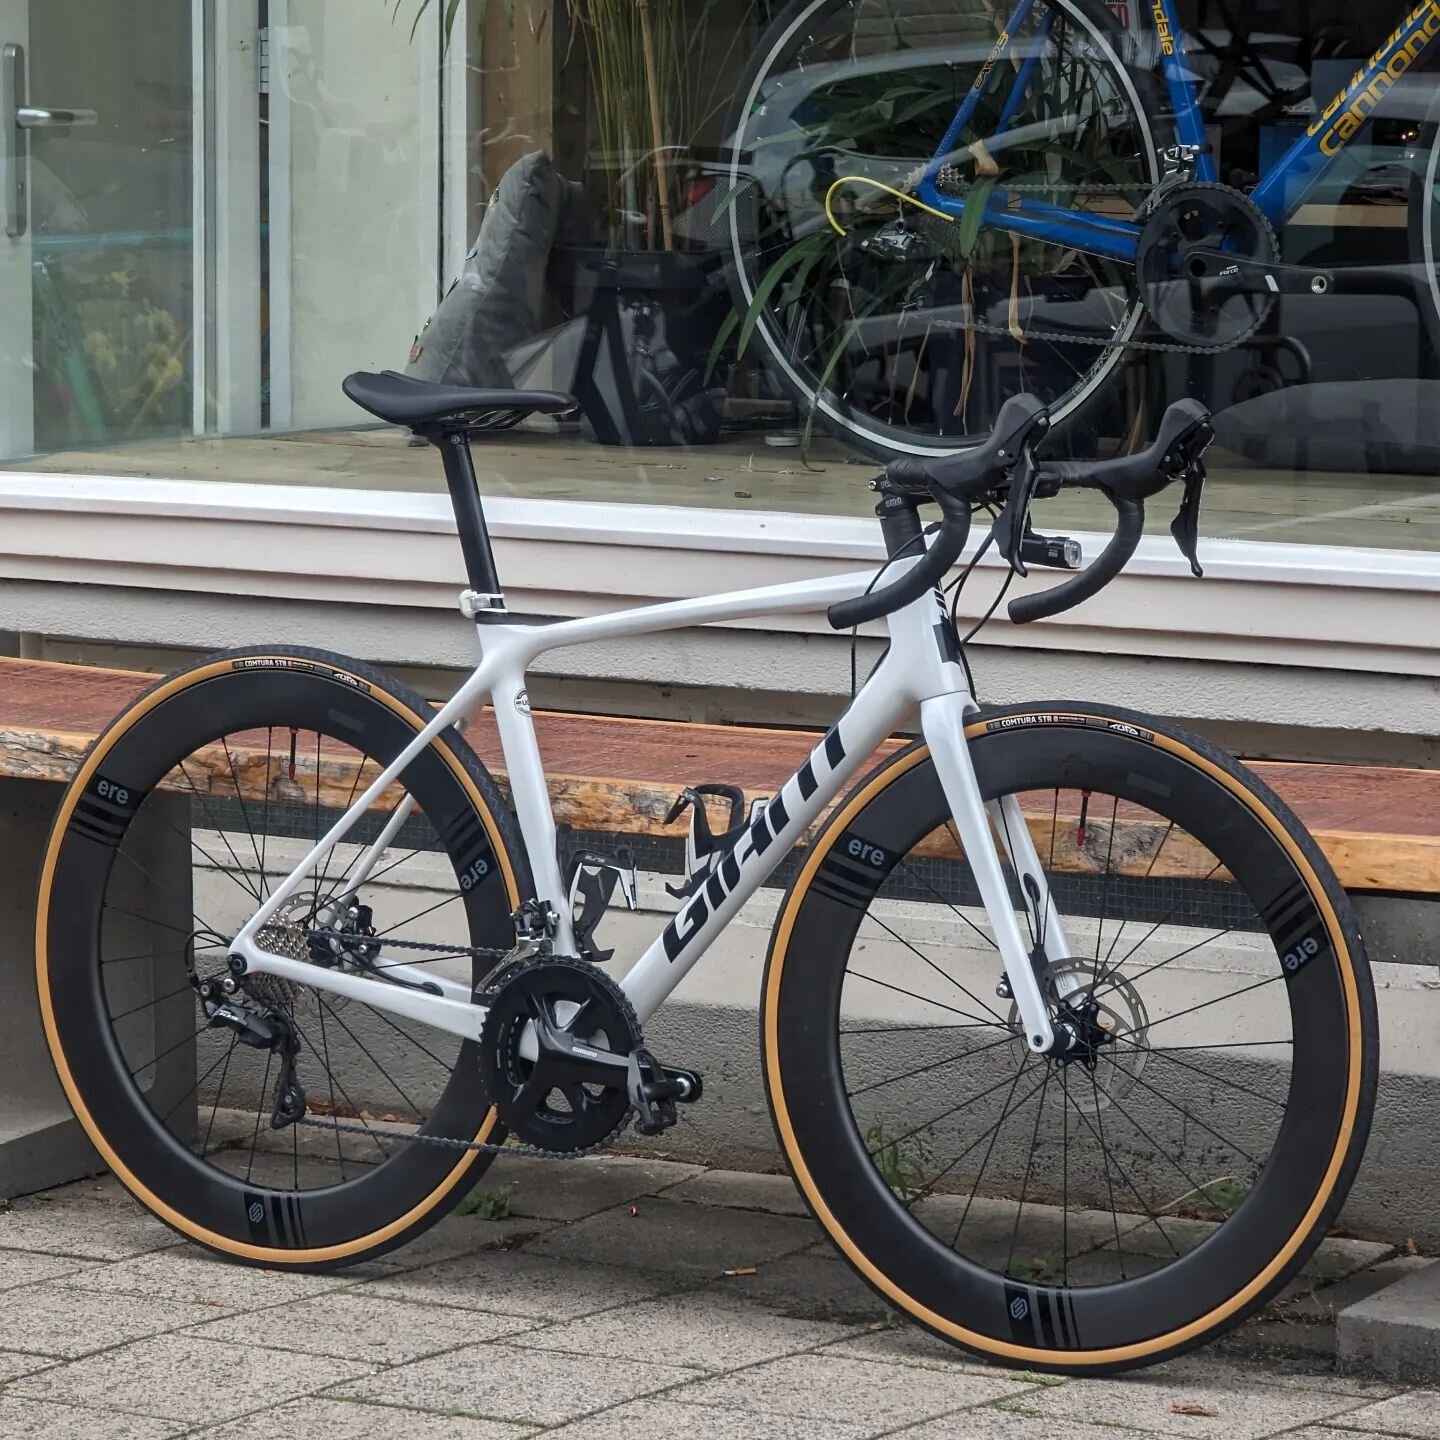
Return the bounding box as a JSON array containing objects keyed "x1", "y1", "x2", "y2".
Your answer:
[{"x1": 1007, "y1": 958, "x2": 1150, "y2": 1112}]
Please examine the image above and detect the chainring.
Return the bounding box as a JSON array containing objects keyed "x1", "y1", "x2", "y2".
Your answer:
[
  {"x1": 1138, "y1": 181, "x2": 1278, "y2": 350},
  {"x1": 478, "y1": 957, "x2": 640, "y2": 1154}
]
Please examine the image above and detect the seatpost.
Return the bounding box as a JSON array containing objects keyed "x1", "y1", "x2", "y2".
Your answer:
[{"x1": 432, "y1": 429, "x2": 508, "y2": 623}]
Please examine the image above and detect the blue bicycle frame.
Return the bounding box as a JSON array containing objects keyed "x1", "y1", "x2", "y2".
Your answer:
[{"x1": 911, "y1": 0, "x2": 1440, "y2": 264}]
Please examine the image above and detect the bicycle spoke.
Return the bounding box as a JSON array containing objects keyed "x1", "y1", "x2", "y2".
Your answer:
[
  {"x1": 846, "y1": 1030, "x2": 1018, "y2": 1100},
  {"x1": 1121, "y1": 970, "x2": 1285, "y2": 1042},
  {"x1": 1109, "y1": 1034, "x2": 1287, "y2": 1111},
  {"x1": 847, "y1": 969, "x2": 1013, "y2": 1031},
  {"x1": 245, "y1": 1050, "x2": 273, "y2": 1184},
  {"x1": 945, "y1": 1059, "x2": 1037, "y2": 1246},
  {"x1": 862, "y1": 903, "x2": 1008, "y2": 1026},
  {"x1": 220, "y1": 737, "x2": 267, "y2": 898},
  {"x1": 1004, "y1": 1063, "x2": 1051, "y2": 1280},
  {"x1": 1110, "y1": 1059, "x2": 1262, "y2": 1168},
  {"x1": 200, "y1": 1036, "x2": 238, "y2": 1159},
  {"x1": 315, "y1": 996, "x2": 423, "y2": 1118}
]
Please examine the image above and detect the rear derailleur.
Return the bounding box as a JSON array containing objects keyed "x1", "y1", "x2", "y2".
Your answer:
[{"x1": 197, "y1": 975, "x2": 306, "y2": 1131}]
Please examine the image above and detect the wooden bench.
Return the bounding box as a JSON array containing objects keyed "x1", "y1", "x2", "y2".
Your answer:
[
  {"x1": 1, "y1": 656, "x2": 1436, "y2": 1196},
  {"x1": 3, "y1": 656, "x2": 1436, "y2": 893}
]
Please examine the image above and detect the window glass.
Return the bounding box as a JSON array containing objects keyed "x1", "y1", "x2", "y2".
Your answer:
[{"x1": 5, "y1": 0, "x2": 1439, "y2": 553}]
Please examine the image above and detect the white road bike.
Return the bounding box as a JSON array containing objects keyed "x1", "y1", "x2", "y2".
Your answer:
[{"x1": 37, "y1": 375, "x2": 1376, "y2": 1374}]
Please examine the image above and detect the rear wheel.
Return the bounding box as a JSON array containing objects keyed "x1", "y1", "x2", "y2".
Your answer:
[
  {"x1": 37, "y1": 647, "x2": 531, "y2": 1270},
  {"x1": 763, "y1": 704, "x2": 1376, "y2": 1372}
]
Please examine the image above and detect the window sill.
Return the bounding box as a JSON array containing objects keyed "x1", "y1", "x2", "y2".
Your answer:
[{"x1": 0, "y1": 472, "x2": 1437, "y2": 678}]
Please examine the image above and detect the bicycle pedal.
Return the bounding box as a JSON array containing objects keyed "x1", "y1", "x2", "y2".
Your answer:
[{"x1": 625, "y1": 1048, "x2": 702, "y2": 1135}]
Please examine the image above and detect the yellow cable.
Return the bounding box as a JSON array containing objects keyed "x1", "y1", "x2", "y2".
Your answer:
[{"x1": 824, "y1": 175, "x2": 958, "y2": 236}]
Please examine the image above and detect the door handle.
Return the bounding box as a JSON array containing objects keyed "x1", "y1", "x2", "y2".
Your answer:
[
  {"x1": 3, "y1": 43, "x2": 98, "y2": 239},
  {"x1": 17, "y1": 106, "x2": 98, "y2": 130}
]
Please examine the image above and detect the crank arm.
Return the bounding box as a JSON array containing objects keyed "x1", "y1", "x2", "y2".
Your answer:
[{"x1": 1182, "y1": 247, "x2": 1332, "y2": 297}]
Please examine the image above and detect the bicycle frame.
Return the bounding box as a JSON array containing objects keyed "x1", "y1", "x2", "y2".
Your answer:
[
  {"x1": 227, "y1": 560, "x2": 1066, "y2": 1057},
  {"x1": 913, "y1": 0, "x2": 1440, "y2": 262}
]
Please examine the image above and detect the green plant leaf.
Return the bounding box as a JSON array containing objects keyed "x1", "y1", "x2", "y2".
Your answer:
[
  {"x1": 957, "y1": 176, "x2": 997, "y2": 260},
  {"x1": 703, "y1": 307, "x2": 741, "y2": 386},
  {"x1": 736, "y1": 231, "x2": 834, "y2": 361}
]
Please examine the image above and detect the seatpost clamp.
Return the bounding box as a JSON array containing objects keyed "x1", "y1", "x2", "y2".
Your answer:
[{"x1": 460, "y1": 590, "x2": 508, "y2": 620}]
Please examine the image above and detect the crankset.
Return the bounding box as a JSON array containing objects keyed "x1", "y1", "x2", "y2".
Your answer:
[{"x1": 478, "y1": 957, "x2": 701, "y2": 1152}]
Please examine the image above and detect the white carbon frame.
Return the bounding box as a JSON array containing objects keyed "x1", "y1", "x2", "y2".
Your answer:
[{"x1": 229, "y1": 556, "x2": 1066, "y2": 1054}]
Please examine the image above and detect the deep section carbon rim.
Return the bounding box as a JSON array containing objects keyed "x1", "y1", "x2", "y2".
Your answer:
[
  {"x1": 40, "y1": 653, "x2": 525, "y2": 1262},
  {"x1": 765, "y1": 712, "x2": 1372, "y2": 1367}
]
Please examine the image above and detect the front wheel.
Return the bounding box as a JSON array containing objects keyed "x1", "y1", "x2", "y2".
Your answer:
[{"x1": 763, "y1": 703, "x2": 1376, "y2": 1373}]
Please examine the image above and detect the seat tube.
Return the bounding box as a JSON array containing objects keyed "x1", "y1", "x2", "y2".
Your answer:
[{"x1": 920, "y1": 694, "x2": 1056, "y2": 1053}]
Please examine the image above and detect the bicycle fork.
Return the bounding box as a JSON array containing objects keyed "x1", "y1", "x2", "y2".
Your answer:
[{"x1": 920, "y1": 694, "x2": 1069, "y2": 1054}]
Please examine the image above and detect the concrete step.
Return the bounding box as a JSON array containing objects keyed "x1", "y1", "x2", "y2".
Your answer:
[{"x1": 1337, "y1": 1254, "x2": 1440, "y2": 1380}]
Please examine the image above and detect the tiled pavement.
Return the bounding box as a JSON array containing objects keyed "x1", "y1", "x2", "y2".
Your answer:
[{"x1": 0, "y1": 1152, "x2": 1428, "y2": 1439}]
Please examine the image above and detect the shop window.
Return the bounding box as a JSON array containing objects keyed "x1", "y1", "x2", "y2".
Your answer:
[{"x1": 5, "y1": 0, "x2": 1440, "y2": 554}]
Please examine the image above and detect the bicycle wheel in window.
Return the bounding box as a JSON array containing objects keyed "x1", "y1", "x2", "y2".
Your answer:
[
  {"x1": 37, "y1": 646, "x2": 531, "y2": 1271},
  {"x1": 722, "y1": 0, "x2": 1162, "y2": 458},
  {"x1": 763, "y1": 702, "x2": 1376, "y2": 1373}
]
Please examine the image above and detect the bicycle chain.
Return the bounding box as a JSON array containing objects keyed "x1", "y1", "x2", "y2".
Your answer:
[{"x1": 293, "y1": 930, "x2": 627, "y2": 1162}]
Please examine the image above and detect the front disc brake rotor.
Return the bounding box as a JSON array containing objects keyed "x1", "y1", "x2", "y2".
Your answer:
[{"x1": 1008, "y1": 957, "x2": 1149, "y2": 1112}]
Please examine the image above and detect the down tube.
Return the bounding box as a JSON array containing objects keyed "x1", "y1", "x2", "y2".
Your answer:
[{"x1": 619, "y1": 669, "x2": 910, "y2": 1022}]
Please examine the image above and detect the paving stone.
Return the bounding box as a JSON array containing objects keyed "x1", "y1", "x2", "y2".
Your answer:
[
  {"x1": 368, "y1": 1247, "x2": 691, "y2": 1319},
  {"x1": 0, "y1": 1396, "x2": 186, "y2": 1439},
  {"x1": 1157, "y1": 1350, "x2": 1401, "y2": 1398},
  {"x1": 330, "y1": 1340, "x2": 698, "y2": 1426},
  {"x1": 0, "y1": 1249, "x2": 99, "y2": 1290},
  {"x1": 194, "y1": 1290, "x2": 538, "y2": 1364},
  {"x1": 1301, "y1": 1238, "x2": 1398, "y2": 1284},
  {"x1": 1282, "y1": 1431, "x2": 1413, "y2": 1440},
  {"x1": 524, "y1": 1197, "x2": 819, "y2": 1277},
  {"x1": 367, "y1": 1212, "x2": 559, "y2": 1271},
  {"x1": 542, "y1": 1397, "x2": 879, "y2": 1439},
  {"x1": 199, "y1": 1396, "x2": 534, "y2": 1439},
  {"x1": 890, "y1": 1414, "x2": 1166, "y2": 1439},
  {"x1": 10, "y1": 1333, "x2": 374, "y2": 1423},
  {"x1": 661, "y1": 1170, "x2": 812, "y2": 1218},
  {"x1": 1000, "y1": 1365, "x2": 1374, "y2": 1437},
  {"x1": 704, "y1": 1245, "x2": 890, "y2": 1324},
  {"x1": 673, "y1": 1353, "x2": 1032, "y2": 1427},
  {"x1": 485, "y1": 1153, "x2": 707, "y2": 1221},
  {"x1": 508, "y1": 1290, "x2": 861, "y2": 1370},
  {"x1": 0, "y1": 1282, "x2": 224, "y2": 1357},
  {"x1": 1331, "y1": 1392, "x2": 1440, "y2": 1437},
  {"x1": 56, "y1": 1244, "x2": 357, "y2": 1309},
  {"x1": 821, "y1": 1324, "x2": 1011, "y2": 1374},
  {"x1": 0, "y1": 1193, "x2": 181, "y2": 1260},
  {"x1": 1338, "y1": 1259, "x2": 1440, "y2": 1382},
  {"x1": 0, "y1": 1349, "x2": 62, "y2": 1382}
]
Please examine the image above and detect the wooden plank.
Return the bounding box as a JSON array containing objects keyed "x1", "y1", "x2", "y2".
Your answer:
[{"x1": 0, "y1": 658, "x2": 1434, "y2": 892}]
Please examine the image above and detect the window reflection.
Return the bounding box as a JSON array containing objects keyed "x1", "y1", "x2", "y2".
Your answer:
[{"x1": 6, "y1": 0, "x2": 1440, "y2": 553}]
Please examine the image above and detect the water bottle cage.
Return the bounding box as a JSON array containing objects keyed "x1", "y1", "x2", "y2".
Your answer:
[
  {"x1": 664, "y1": 784, "x2": 767, "y2": 901},
  {"x1": 558, "y1": 826, "x2": 638, "y2": 966}
]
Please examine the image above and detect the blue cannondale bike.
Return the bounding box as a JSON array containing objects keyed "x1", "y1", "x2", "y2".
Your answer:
[{"x1": 723, "y1": 0, "x2": 1440, "y2": 456}]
